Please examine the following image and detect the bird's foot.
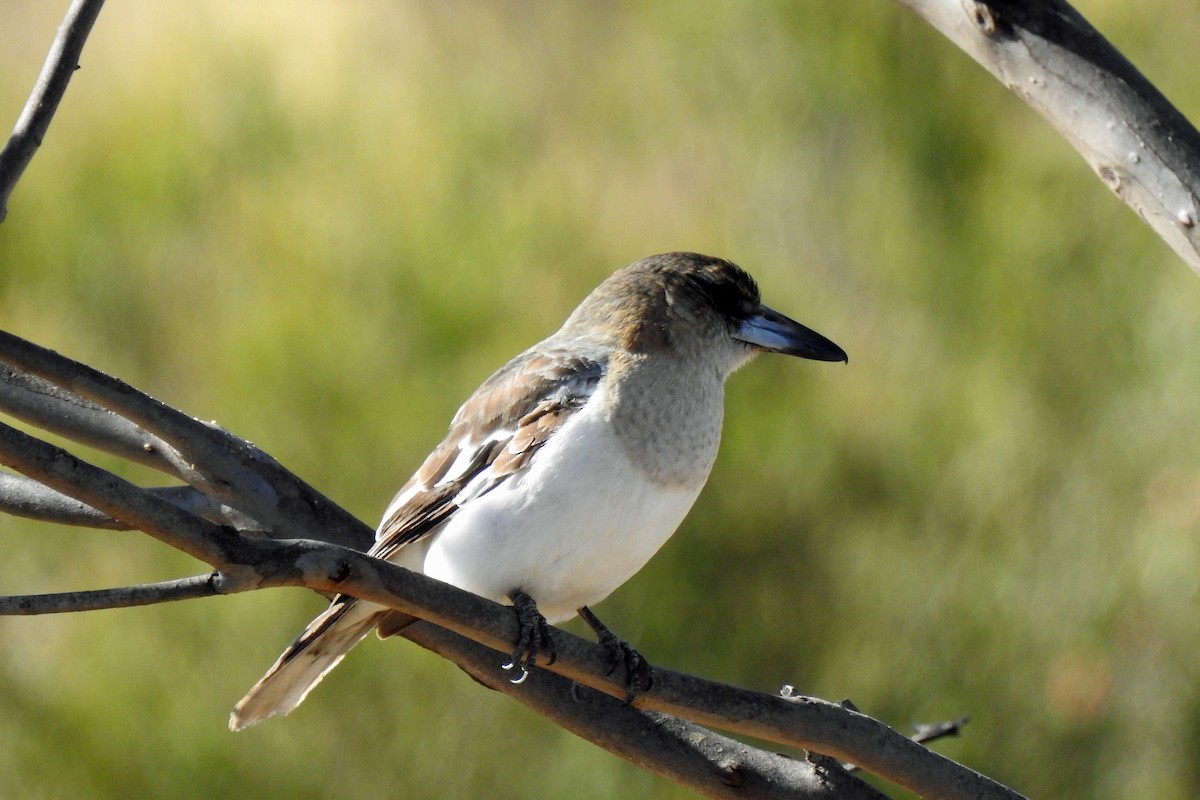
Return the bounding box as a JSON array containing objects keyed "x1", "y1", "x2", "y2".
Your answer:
[
  {"x1": 502, "y1": 590, "x2": 557, "y2": 684},
  {"x1": 579, "y1": 606, "x2": 653, "y2": 703}
]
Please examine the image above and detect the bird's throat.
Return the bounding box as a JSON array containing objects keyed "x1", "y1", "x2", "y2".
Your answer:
[{"x1": 605, "y1": 355, "x2": 725, "y2": 489}]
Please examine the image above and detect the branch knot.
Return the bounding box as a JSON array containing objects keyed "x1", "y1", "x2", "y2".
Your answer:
[{"x1": 961, "y1": 0, "x2": 998, "y2": 37}]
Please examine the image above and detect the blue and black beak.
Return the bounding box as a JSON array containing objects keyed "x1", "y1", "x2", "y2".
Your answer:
[{"x1": 734, "y1": 305, "x2": 847, "y2": 363}]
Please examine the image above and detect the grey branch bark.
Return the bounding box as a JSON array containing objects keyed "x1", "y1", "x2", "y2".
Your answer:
[
  {"x1": 895, "y1": 0, "x2": 1200, "y2": 273},
  {"x1": 0, "y1": 573, "x2": 224, "y2": 614},
  {"x1": 0, "y1": 0, "x2": 106, "y2": 222},
  {"x1": 0, "y1": 364, "x2": 188, "y2": 475},
  {"x1": 0, "y1": 472, "x2": 259, "y2": 530},
  {"x1": 0, "y1": 470, "x2": 128, "y2": 528},
  {"x1": 0, "y1": 331, "x2": 371, "y2": 551},
  {"x1": 405, "y1": 621, "x2": 894, "y2": 800}
]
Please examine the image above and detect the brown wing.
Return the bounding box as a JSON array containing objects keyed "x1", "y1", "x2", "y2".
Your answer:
[{"x1": 370, "y1": 347, "x2": 604, "y2": 562}]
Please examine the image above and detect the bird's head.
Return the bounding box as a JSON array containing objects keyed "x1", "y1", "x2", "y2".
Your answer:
[{"x1": 563, "y1": 252, "x2": 846, "y2": 371}]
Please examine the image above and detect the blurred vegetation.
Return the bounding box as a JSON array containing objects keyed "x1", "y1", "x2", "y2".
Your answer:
[{"x1": 2, "y1": 1, "x2": 1200, "y2": 797}]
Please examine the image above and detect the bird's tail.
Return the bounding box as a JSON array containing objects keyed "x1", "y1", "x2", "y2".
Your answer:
[{"x1": 229, "y1": 598, "x2": 382, "y2": 731}]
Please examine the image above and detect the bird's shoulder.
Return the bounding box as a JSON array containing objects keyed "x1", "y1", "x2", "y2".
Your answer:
[{"x1": 372, "y1": 344, "x2": 607, "y2": 559}]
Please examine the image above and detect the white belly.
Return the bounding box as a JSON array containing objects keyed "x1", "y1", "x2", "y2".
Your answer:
[{"x1": 416, "y1": 396, "x2": 701, "y2": 622}]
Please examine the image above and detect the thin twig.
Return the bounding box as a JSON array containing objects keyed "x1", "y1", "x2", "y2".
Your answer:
[
  {"x1": 912, "y1": 717, "x2": 970, "y2": 748},
  {"x1": 0, "y1": 0, "x2": 107, "y2": 222},
  {"x1": 0, "y1": 470, "x2": 125, "y2": 528},
  {"x1": 0, "y1": 573, "x2": 227, "y2": 614}
]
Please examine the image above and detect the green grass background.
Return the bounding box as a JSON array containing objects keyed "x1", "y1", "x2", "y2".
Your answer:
[{"x1": 3, "y1": 2, "x2": 1200, "y2": 797}]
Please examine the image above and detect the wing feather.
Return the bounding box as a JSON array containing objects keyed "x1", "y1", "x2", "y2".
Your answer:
[{"x1": 371, "y1": 347, "x2": 604, "y2": 563}]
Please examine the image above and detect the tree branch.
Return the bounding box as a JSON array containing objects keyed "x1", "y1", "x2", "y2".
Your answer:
[
  {"x1": 0, "y1": 0, "x2": 107, "y2": 223},
  {"x1": 1, "y1": 568, "x2": 890, "y2": 798},
  {"x1": 0, "y1": 461, "x2": 900, "y2": 800},
  {"x1": 0, "y1": 573, "x2": 226, "y2": 614},
  {"x1": 0, "y1": 418, "x2": 249, "y2": 565},
  {"x1": 0, "y1": 470, "x2": 126, "y2": 528},
  {"x1": 0, "y1": 472, "x2": 261, "y2": 531},
  {"x1": 232, "y1": 538, "x2": 1028, "y2": 800},
  {"x1": 0, "y1": 330, "x2": 372, "y2": 550},
  {"x1": 403, "y1": 620, "x2": 893, "y2": 800},
  {"x1": 895, "y1": 0, "x2": 1200, "y2": 273},
  {"x1": 0, "y1": 363, "x2": 195, "y2": 478}
]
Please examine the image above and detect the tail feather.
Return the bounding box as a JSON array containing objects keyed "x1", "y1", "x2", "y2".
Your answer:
[{"x1": 229, "y1": 598, "x2": 383, "y2": 731}]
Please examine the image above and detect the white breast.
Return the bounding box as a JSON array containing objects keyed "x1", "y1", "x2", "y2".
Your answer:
[{"x1": 417, "y1": 391, "x2": 702, "y2": 623}]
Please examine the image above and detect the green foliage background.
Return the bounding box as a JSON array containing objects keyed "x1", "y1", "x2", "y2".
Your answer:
[{"x1": 2, "y1": 2, "x2": 1200, "y2": 797}]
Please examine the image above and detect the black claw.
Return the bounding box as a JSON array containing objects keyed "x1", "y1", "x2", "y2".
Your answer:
[
  {"x1": 578, "y1": 606, "x2": 653, "y2": 702},
  {"x1": 505, "y1": 590, "x2": 556, "y2": 680}
]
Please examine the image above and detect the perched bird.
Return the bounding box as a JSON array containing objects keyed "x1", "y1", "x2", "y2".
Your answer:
[{"x1": 230, "y1": 252, "x2": 845, "y2": 730}]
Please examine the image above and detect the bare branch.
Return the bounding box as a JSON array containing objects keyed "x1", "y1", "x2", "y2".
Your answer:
[
  {"x1": 207, "y1": 536, "x2": 1026, "y2": 800},
  {"x1": 895, "y1": 0, "x2": 1200, "y2": 272},
  {"x1": 0, "y1": 0, "x2": 107, "y2": 223},
  {"x1": 0, "y1": 472, "x2": 263, "y2": 530},
  {"x1": 0, "y1": 363, "x2": 195, "y2": 478},
  {"x1": 0, "y1": 540, "x2": 899, "y2": 798},
  {"x1": 833, "y1": 697, "x2": 969, "y2": 774},
  {"x1": 0, "y1": 514, "x2": 993, "y2": 798},
  {"x1": 0, "y1": 573, "x2": 226, "y2": 614},
  {"x1": 0, "y1": 330, "x2": 371, "y2": 550},
  {"x1": 0, "y1": 419, "x2": 245, "y2": 565},
  {"x1": 404, "y1": 620, "x2": 893, "y2": 800},
  {"x1": 0, "y1": 469, "x2": 125, "y2": 528}
]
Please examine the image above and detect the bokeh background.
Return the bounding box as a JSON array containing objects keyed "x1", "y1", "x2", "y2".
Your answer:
[{"x1": 2, "y1": 2, "x2": 1199, "y2": 798}]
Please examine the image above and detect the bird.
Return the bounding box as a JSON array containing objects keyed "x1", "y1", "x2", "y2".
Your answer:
[{"x1": 229, "y1": 251, "x2": 846, "y2": 730}]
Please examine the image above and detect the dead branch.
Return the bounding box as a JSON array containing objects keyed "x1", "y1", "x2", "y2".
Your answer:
[
  {"x1": 405, "y1": 621, "x2": 893, "y2": 800},
  {"x1": 0, "y1": 573, "x2": 223, "y2": 614},
  {"x1": 0, "y1": 0, "x2": 107, "y2": 223},
  {"x1": 0, "y1": 472, "x2": 261, "y2": 531},
  {"x1": 895, "y1": 0, "x2": 1200, "y2": 273},
  {"x1": 0, "y1": 331, "x2": 371, "y2": 550}
]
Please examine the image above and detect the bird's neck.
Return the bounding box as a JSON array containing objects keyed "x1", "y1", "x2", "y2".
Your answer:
[{"x1": 604, "y1": 353, "x2": 725, "y2": 490}]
